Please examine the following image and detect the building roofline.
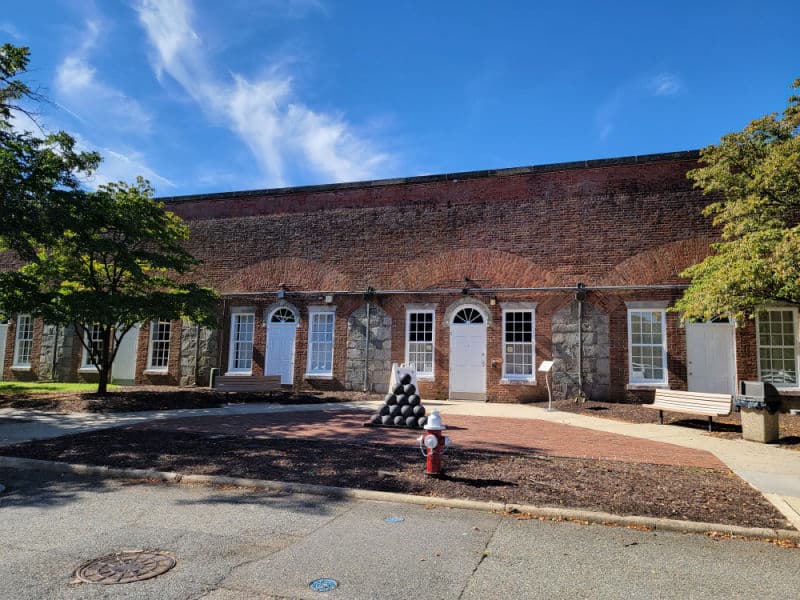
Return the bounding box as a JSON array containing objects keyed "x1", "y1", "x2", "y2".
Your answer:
[{"x1": 157, "y1": 149, "x2": 700, "y2": 204}]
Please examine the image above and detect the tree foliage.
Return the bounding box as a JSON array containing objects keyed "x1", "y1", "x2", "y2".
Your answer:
[
  {"x1": 5, "y1": 178, "x2": 218, "y2": 393},
  {"x1": 674, "y1": 78, "x2": 800, "y2": 322}
]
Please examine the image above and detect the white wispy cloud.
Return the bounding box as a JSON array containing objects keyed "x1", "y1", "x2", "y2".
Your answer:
[
  {"x1": 54, "y1": 20, "x2": 153, "y2": 134},
  {"x1": 648, "y1": 72, "x2": 683, "y2": 97},
  {"x1": 135, "y1": 0, "x2": 391, "y2": 186},
  {"x1": 0, "y1": 22, "x2": 24, "y2": 40},
  {"x1": 595, "y1": 71, "x2": 685, "y2": 140}
]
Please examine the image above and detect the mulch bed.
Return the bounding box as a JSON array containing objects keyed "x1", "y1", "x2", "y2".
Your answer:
[
  {"x1": 0, "y1": 387, "x2": 368, "y2": 413},
  {"x1": 0, "y1": 427, "x2": 789, "y2": 530},
  {"x1": 546, "y1": 398, "x2": 800, "y2": 450}
]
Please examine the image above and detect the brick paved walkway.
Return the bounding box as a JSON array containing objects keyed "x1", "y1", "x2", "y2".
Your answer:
[{"x1": 135, "y1": 408, "x2": 724, "y2": 469}]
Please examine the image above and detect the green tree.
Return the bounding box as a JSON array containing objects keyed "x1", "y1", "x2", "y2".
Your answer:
[
  {"x1": 674, "y1": 78, "x2": 800, "y2": 322},
  {"x1": 0, "y1": 44, "x2": 101, "y2": 263},
  {"x1": 7, "y1": 178, "x2": 218, "y2": 394}
]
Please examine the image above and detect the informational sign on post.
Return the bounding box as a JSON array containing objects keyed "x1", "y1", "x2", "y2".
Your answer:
[{"x1": 538, "y1": 360, "x2": 555, "y2": 411}]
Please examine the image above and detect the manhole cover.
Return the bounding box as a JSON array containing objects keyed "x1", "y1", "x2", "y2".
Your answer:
[
  {"x1": 309, "y1": 578, "x2": 338, "y2": 592},
  {"x1": 74, "y1": 550, "x2": 176, "y2": 584}
]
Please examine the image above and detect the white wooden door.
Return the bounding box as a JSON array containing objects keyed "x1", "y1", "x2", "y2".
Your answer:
[
  {"x1": 0, "y1": 323, "x2": 7, "y2": 381},
  {"x1": 266, "y1": 323, "x2": 296, "y2": 385},
  {"x1": 112, "y1": 324, "x2": 140, "y2": 384},
  {"x1": 449, "y1": 323, "x2": 487, "y2": 401},
  {"x1": 686, "y1": 322, "x2": 736, "y2": 394}
]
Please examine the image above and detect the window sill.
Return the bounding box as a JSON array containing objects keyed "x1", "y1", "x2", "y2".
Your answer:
[
  {"x1": 626, "y1": 383, "x2": 669, "y2": 391},
  {"x1": 305, "y1": 373, "x2": 334, "y2": 380},
  {"x1": 500, "y1": 378, "x2": 536, "y2": 385},
  {"x1": 416, "y1": 375, "x2": 435, "y2": 382},
  {"x1": 224, "y1": 371, "x2": 252, "y2": 376},
  {"x1": 10, "y1": 365, "x2": 32, "y2": 372},
  {"x1": 143, "y1": 369, "x2": 169, "y2": 376},
  {"x1": 77, "y1": 367, "x2": 98, "y2": 374}
]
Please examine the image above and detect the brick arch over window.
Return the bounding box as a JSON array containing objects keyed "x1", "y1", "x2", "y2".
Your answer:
[
  {"x1": 389, "y1": 249, "x2": 558, "y2": 290},
  {"x1": 220, "y1": 257, "x2": 352, "y2": 293},
  {"x1": 604, "y1": 238, "x2": 715, "y2": 286}
]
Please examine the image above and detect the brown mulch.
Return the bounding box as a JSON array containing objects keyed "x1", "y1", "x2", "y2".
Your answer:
[
  {"x1": 0, "y1": 427, "x2": 789, "y2": 530},
  {"x1": 0, "y1": 386, "x2": 371, "y2": 413},
  {"x1": 546, "y1": 398, "x2": 800, "y2": 450}
]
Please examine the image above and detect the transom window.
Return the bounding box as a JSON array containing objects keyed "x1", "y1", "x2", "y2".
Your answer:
[
  {"x1": 757, "y1": 309, "x2": 798, "y2": 386},
  {"x1": 453, "y1": 307, "x2": 484, "y2": 324},
  {"x1": 307, "y1": 310, "x2": 335, "y2": 375},
  {"x1": 503, "y1": 310, "x2": 534, "y2": 379},
  {"x1": 228, "y1": 313, "x2": 255, "y2": 373},
  {"x1": 148, "y1": 321, "x2": 171, "y2": 370},
  {"x1": 81, "y1": 324, "x2": 104, "y2": 369},
  {"x1": 406, "y1": 310, "x2": 434, "y2": 376},
  {"x1": 270, "y1": 308, "x2": 296, "y2": 323},
  {"x1": 628, "y1": 309, "x2": 667, "y2": 384},
  {"x1": 12, "y1": 314, "x2": 33, "y2": 367}
]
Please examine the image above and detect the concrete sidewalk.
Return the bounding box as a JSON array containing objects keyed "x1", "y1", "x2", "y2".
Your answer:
[{"x1": 2, "y1": 397, "x2": 800, "y2": 529}]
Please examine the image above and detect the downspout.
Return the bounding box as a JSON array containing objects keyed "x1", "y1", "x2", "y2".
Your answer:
[
  {"x1": 363, "y1": 287, "x2": 374, "y2": 392},
  {"x1": 575, "y1": 283, "x2": 587, "y2": 402}
]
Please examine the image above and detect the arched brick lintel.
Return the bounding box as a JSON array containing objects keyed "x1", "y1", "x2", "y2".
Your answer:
[
  {"x1": 220, "y1": 257, "x2": 352, "y2": 293},
  {"x1": 389, "y1": 248, "x2": 558, "y2": 290},
  {"x1": 603, "y1": 238, "x2": 715, "y2": 286}
]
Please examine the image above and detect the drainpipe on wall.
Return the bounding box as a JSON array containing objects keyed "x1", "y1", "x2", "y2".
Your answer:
[
  {"x1": 575, "y1": 283, "x2": 587, "y2": 403},
  {"x1": 362, "y1": 288, "x2": 374, "y2": 392}
]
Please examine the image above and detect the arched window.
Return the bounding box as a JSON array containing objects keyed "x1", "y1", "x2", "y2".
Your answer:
[
  {"x1": 270, "y1": 308, "x2": 297, "y2": 323},
  {"x1": 453, "y1": 307, "x2": 484, "y2": 324}
]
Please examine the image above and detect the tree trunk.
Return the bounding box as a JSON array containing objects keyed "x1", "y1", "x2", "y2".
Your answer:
[
  {"x1": 97, "y1": 365, "x2": 109, "y2": 395},
  {"x1": 97, "y1": 326, "x2": 113, "y2": 395}
]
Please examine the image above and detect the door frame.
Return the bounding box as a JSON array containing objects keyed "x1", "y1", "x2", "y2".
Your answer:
[
  {"x1": 685, "y1": 321, "x2": 737, "y2": 395},
  {"x1": 265, "y1": 307, "x2": 298, "y2": 385},
  {"x1": 448, "y1": 304, "x2": 488, "y2": 401}
]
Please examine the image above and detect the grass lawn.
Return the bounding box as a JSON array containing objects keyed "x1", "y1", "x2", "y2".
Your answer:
[{"x1": 0, "y1": 382, "x2": 119, "y2": 394}]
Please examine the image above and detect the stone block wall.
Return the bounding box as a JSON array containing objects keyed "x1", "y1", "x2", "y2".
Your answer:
[
  {"x1": 552, "y1": 300, "x2": 610, "y2": 401},
  {"x1": 345, "y1": 303, "x2": 392, "y2": 393}
]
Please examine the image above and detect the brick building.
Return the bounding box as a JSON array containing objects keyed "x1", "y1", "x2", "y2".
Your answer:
[{"x1": 2, "y1": 150, "x2": 797, "y2": 404}]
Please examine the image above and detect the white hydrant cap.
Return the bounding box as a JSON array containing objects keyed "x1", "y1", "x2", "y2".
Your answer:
[{"x1": 424, "y1": 409, "x2": 446, "y2": 431}]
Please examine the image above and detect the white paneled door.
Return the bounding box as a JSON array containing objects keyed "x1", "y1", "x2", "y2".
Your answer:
[
  {"x1": 0, "y1": 323, "x2": 7, "y2": 381},
  {"x1": 686, "y1": 322, "x2": 736, "y2": 394},
  {"x1": 266, "y1": 322, "x2": 297, "y2": 385},
  {"x1": 449, "y1": 321, "x2": 487, "y2": 401}
]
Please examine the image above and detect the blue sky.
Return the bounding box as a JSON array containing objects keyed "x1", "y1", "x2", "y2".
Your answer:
[{"x1": 4, "y1": 1, "x2": 799, "y2": 196}]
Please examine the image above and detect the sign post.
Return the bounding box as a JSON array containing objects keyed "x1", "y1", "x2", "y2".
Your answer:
[{"x1": 538, "y1": 360, "x2": 554, "y2": 412}]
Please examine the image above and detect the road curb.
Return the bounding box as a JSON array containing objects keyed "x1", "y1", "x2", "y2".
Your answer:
[{"x1": 2, "y1": 455, "x2": 798, "y2": 543}]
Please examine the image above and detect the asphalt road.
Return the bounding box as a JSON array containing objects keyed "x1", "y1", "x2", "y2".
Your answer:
[{"x1": 0, "y1": 468, "x2": 798, "y2": 600}]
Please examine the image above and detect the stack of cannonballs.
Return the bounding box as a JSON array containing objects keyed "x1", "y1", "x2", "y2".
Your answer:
[{"x1": 368, "y1": 372, "x2": 428, "y2": 429}]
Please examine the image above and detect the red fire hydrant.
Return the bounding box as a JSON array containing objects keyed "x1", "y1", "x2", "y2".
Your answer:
[{"x1": 417, "y1": 410, "x2": 451, "y2": 476}]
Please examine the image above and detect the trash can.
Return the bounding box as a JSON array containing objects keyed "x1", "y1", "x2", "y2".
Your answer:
[{"x1": 735, "y1": 381, "x2": 781, "y2": 443}]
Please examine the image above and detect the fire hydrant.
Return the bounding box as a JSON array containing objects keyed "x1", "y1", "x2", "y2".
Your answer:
[{"x1": 417, "y1": 410, "x2": 451, "y2": 476}]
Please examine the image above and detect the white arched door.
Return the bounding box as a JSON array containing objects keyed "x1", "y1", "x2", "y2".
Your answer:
[
  {"x1": 266, "y1": 308, "x2": 297, "y2": 385},
  {"x1": 449, "y1": 307, "x2": 487, "y2": 401}
]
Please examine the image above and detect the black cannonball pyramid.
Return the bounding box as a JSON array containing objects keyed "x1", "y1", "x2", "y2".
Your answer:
[
  {"x1": 408, "y1": 394, "x2": 421, "y2": 406},
  {"x1": 389, "y1": 404, "x2": 401, "y2": 417},
  {"x1": 400, "y1": 404, "x2": 413, "y2": 416},
  {"x1": 393, "y1": 383, "x2": 405, "y2": 395},
  {"x1": 381, "y1": 415, "x2": 393, "y2": 425},
  {"x1": 417, "y1": 416, "x2": 428, "y2": 428},
  {"x1": 395, "y1": 394, "x2": 408, "y2": 406},
  {"x1": 403, "y1": 384, "x2": 416, "y2": 395},
  {"x1": 405, "y1": 415, "x2": 418, "y2": 428},
  {"x1": 371, "y1": 412, "x2": 382, "y2": 424},
  {"x1": 412, "y1": 404, "x2": 425, "y2": 417},
  {"x1": 399, "y1": 373, "x2": 412, "y2": 385},
  {"x1": 379, "y1": 404, "x2": 390, "y2": 416},
  {"x1": 385, "y1": 393, "x2": 397, "y2": 405},
  {"x1": 393, "y1": 415, "x2": 405, "y2": 426}
]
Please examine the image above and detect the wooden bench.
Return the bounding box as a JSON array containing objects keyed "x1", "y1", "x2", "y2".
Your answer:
[
  {"x1": 213, "y1": 375, "x2": 281, "y2": 393},
  {"x1": 643, "y1": 389, "x2": 733, "y2": 432}
]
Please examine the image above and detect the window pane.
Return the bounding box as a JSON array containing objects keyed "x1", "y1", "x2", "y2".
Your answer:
[
  {"x1": 309, "y1": 312, "x2": 334, "y2": 373},
  {"x1": 407, "y1": 311, "x2": 434, "y2": 374},
  {"x1": 14, "y1": 314, "x2": 34, "y2": 366},
  {"x1": 503, "y1": 311, "x2": 534, "y2": 378},
  {"x1": 149, "y1": 321, "x2": 171, "y2": 369},
  {"x1": 231, "y1": 314, "x2": 254, "y2": 371},
  {"x1": 758, "y1": 310, "x2": 797, "y2": 385},
  {"x1": 629, "y1": 310, "x2": 666, "y2": 383}
]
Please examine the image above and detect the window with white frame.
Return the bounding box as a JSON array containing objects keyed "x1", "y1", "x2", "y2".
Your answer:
[
  {"x1": 148, "y1": 320, "x2": 171, "y2": 370},
  {"x1": 406, "y1": 310, "x2": 434, "y2": 376},
  {"x1": 307, "y1": 309, "x2": 335, "y2": 375},
  {"x1": 503, "y1": 310, "x2": 535, "y2": 380},
  {"x1": 81, "y1": 324, "x2": 103, "y2": 369},
  {"x1": 12, "y1": 314, "x2": 33, "y2": 367},
  {"x1": 757, "y1": 308, "x2": 798, "y2": 387},
  {"x1": 628, "y1": 309, "x2": 667, "y2": 384},
  {"x1": 228, "y1": 312, "x2": 255, "y2": 373}
]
